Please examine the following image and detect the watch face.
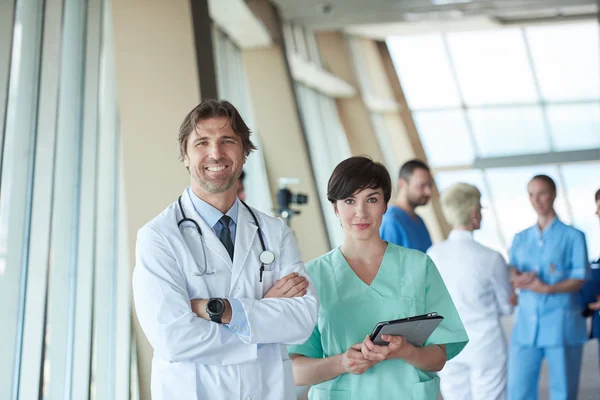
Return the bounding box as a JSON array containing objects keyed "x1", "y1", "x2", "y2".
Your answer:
[{"x1": 207, "y1": 299, "x2": 224, "y2": 314}]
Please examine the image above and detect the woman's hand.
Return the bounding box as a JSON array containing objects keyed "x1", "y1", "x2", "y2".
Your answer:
[
  {"x1": 360, "y1": 334, "x2": 414, "y2": 362},
  {"x1": 340, "y1": 343, "x2": 378, "y2": 375},
  {"x1": 514, "y1": 273, "x2": 549, "y2": 294}
]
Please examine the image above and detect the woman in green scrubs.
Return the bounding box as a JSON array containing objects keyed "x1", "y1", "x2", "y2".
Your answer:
[{"x1": 288, "y1": 156, "x2": 468, "y2": 400}]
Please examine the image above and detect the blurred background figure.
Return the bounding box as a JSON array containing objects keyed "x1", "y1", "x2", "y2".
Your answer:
[
  {"x1": 428, "y1": 183, "x2": 513, "y2": 400},
  {"x1": 580, "y1": 189, "x2": 600, "y2": 371},
  {"x1": 508, "y1": 175, "x2": 588, "y2": 400},
  {"x1": 237, "y1": 170, "x2": 247, "y2": 201},
  {"x1": 380, "y1": 160, "x2": 433, "y2": 253}
]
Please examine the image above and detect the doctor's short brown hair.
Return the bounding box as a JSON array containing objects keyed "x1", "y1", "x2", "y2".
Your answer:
[
  {"x1": 178, "y1": 99, "x2": 257, "y2": 161},
  {"x1": 327, "y1": 156, "x2": 392, "y2": 204}
]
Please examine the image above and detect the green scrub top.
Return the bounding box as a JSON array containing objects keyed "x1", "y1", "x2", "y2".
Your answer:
[{"x1": 288, "y1": 244, "x2": 468, "y2": 400}]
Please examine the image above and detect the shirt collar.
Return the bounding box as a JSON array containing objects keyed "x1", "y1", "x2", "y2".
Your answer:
[
  {"x1": 448, "y1": 229, "x2": 473, "y2": 241},
  {"x1": 535, "y1": 216, "x2": 559, "y2": 235},
  {"x1": 187, "y1": 187, "x2": 238, "y2": 229}
]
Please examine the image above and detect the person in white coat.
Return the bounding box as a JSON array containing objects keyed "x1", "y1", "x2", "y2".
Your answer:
[
  {"x1": 427, "y1": 183, "x2": 513, "y2": 400},
  {"x1": 132, "y1": 99, "x2": 319, "y2": 400}
]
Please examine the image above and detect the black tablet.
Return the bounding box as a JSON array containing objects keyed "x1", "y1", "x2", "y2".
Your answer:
[{"x1": 369, "y1": 312, "x2": 444, "y2": 346}]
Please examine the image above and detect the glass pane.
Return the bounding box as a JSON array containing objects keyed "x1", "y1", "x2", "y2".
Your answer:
[
  {"x1": 387, "y1": 35, "x2": 461, "y2": 109},
  {"x1": 547, "y1": 103, "x2": 600, "y2": 151},
  {"x1": 434, "y1": 169, "x2": 505, "y2": 254},
  {"x1": 413, "y1": 110, "x2": 475, "y2": 167},
  {"x1": 446, "y1": 29, "x2": 538, "y2": 106},
  {"x1": 485, "y1": 166, "x2": 570, "y2": 247},
  {"x1": 561, "y1": 163, "x2": 600, "y2": 260},
  {"x1": 526, "y1": 23, "x2": 600, "y2": 101},
  {"x1": 468, "y1": 106, "x2": 550, "y2": 157}
]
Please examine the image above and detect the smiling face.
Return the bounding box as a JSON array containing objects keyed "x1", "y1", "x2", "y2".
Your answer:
[
  {"x1": 334, "y1": 187, "x2": 387, "y2": 241},
  {"x1": 183, "y1": 117, "x2": 245, "y2": 196}
]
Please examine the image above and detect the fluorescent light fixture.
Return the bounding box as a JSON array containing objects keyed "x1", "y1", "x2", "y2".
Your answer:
[{"x1": 431, "y1": 0, "x2": 472, "y2": 5}]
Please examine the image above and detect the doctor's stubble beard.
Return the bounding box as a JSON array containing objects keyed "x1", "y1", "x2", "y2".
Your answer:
[{"x1": 191, "y1": 166, "x2": 241, "y2": 194}]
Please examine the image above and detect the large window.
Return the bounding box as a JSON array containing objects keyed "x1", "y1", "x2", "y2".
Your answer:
[
  {"x1": 388, "y1": 22, "x2": 600, "y2": 258},
  {"x1": 213, "y1": 27, "x2": 274, "y2": 216},
  {"x1": 0, "y1": 0, "x2": 132, "y2": 398},
  {"x1": 284, "y1": 23, "x2": 352, "y2": 247}
]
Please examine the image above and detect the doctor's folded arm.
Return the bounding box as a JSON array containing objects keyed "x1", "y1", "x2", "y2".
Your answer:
[{"x1": 132, "y1": 99, "x2": 318, "y2": 400}]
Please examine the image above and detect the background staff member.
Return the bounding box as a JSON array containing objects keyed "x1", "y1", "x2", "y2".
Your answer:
[{"x1": 508, "y1": 175, "x2": 588, "y2": 400}]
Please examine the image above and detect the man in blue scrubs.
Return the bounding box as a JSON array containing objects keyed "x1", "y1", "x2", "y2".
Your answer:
[
  {"x1": 380, "y1": 159, "x2": 433, "y2": 253},
  {"x1": 508, "y1": 175, "x2": 589, "y2": 400}
]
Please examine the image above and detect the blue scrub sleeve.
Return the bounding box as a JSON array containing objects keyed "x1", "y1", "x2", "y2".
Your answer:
[
  {"x1": 568, "y1": 231, "x2": 588, "y2": 280},
  {"x1": 380, "y1": 219, "x2": 409, "y2": 248},
  {"x1": 422, "y1": 258, "x2": 469, "y2": 361},
  {"x1": 288, "y1": 325, "x2": 324, "y2": 359}
]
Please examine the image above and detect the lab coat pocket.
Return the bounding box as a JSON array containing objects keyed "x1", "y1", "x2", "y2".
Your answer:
[
  {"x1": 412, "y1": 375, "x2": 440, "y2": 400},
  {"x1": 310, "y1": 387, "x2": 350, "y2": 400}
]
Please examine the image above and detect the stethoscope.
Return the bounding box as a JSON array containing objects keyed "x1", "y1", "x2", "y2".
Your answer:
[{"x1": 177, "y1": 196, "x2": 275, "y2": 282}]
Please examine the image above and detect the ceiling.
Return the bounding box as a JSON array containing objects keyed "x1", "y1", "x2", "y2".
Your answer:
[{"x1": 271, "y1": 0, "x2": 599, "y2": 31}]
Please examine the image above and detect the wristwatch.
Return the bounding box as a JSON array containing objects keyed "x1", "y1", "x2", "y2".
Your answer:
[{"x1": 206, "y1": 298, "x2": 226, "y2": 323}]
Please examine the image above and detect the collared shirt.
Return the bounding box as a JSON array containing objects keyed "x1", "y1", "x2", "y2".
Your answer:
[
  {"x1": 380, "y1": 206, "x2": 432, "y2": 253},
  {"x1": 510, "y1": 218, "x2": 589, "y2": 346},
  {"x1": 187, "y1": 187, "x2": 238, "y2": 244},
  {"x1": 187, "y1": 187, "x2": 248, "y2": 335}
]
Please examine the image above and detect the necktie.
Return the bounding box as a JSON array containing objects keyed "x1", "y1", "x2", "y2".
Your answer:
[{"x1": 218, "y1": 215, "x2": 234, "y2": 260}]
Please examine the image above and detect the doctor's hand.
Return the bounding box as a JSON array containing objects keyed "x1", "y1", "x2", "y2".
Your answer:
[
  {"x1": 264, "y1": 272, "x2": 309, "y2": 299},
  {"x1": 340, "y1": 343, "x2": 378, "y2": 375},
  {"x1": 360, "y1": 334, "x2": 413, "y2": 362}
]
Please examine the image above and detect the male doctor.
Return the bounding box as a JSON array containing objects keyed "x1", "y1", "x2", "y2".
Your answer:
[{"x1": 132, "y1": 99, "x2": 319, "y2": 400}]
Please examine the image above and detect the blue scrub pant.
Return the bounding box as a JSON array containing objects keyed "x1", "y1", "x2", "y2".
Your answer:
[{"x1": 508, "y1": 343, "x2": 583, "y2": 400}]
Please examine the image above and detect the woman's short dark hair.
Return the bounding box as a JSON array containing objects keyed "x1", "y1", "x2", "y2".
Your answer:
[
  {"x1": 595, "y1": 188, "x2": 600, "y2": 202},
  {"x1": 327, "y1": 156, "x2": 392, "y2": 204}
]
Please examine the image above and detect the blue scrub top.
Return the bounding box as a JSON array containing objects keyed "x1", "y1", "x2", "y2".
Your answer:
[
  {"x1": 380, "y1": 206, "x2": 432, "y2": 253},
  {"x1": 580, "y1": 259, "x2": 600, "y2": 340},
  {"x1": 510, "y1": 218, "x2": 589, "y2": 346}
]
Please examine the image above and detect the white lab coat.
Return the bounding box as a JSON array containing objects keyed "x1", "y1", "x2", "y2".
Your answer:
[
  {"x1": 427, "y1": 230, "x2": 513, "y2": 400},
  {"x1": 132, "y1": 190, "x2": 319, "y2": 400}
]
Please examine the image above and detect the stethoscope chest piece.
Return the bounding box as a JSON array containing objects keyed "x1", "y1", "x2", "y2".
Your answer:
[{"x1": 259, "y1": 250, "x2": 275, "y2": 265}]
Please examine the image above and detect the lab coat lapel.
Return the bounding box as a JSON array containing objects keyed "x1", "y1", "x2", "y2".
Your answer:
[
  {"x1": 180, "y1": 190, "x2": 232, "y2": 270},
  {"x1": 231, "y1": 203, "x2": 258, "y2": 288}
]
